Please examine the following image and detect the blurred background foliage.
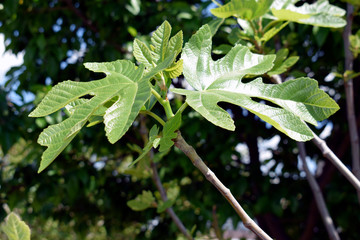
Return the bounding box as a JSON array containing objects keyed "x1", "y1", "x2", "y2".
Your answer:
[{"x1": 0, "y1": 0, "x2": 359, "y2": 239}]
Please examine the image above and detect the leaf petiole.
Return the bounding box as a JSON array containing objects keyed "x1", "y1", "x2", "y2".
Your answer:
[
  {"x1": 140, "y1": 110, "x2": 166, "y2": 126},
  {"x1": 151, "y1": 88, "x2": 165, "y2": 104},
  {"x1": 151, "y1": 88, "x2": 175, "y2": 119},
  {"x1": 176, "y1": 102, "x2": 188, "y2": 115},
  {"x1": 262, "y1": 20, "x2": 288, "y2": 34}
]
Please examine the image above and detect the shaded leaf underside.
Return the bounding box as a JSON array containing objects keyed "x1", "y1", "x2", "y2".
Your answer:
[{"x1": 29, "y1": 60, "x2": 151, "y2": 172}]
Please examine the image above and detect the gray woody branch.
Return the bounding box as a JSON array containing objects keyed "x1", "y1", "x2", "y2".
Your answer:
[
  {"x1": 174, "y1": 131, "x2": 273, "y2": 240},
  {"x1": 298, "y1": 142, "x2": 340, "y2": 240}
]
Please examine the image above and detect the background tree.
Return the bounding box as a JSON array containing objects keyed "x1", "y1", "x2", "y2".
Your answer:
[{"x1": 0, "y1": 0, "x2": 359, "y2": 239}]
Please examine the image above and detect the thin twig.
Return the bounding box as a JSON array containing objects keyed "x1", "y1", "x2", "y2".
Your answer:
[
  {"x1": 276, "y1": 73, "x2": 360, "y2": 193},
  {"x1": 297, "y1": 142, "x2": 340, "y2": 240},
  {"x1": 139, "y1": 116, "x2": 192, "y2": 239},
  {"x1": 174, "y1": 131, "x2": 273, "y2": 240},
  {"x1": 342, "y1": 3, "x2": 360, "y2": 202},
  {"x1": 150, "y1": 159, "x2": 193, "y2": 240},
  {"x1": 212, "y1": 206, "x2": 224, "y2": 240},
  {"x1": 312, "y1": 133, "x2": 360, "y2": 191},
  {"x1": 140, "y1": 110, "x2": 166, "y2": 126}
]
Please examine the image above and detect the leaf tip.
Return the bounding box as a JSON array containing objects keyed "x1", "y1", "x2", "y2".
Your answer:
[
  {"x1": 28, "y1": 111, "x2": 36, "y2": 117},
  {"x1": 38, "y1": 157, "x2": 53, "y2": 173},
  {"x1": 28, "y1": 107, "x2": 43, "y2": 117},
  {"x1": 37, "y1": 166, "x2": 45, "y2": 174}
]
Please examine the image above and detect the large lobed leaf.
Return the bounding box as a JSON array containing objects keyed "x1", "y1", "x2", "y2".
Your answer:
[
  {"x1": 211, "y1": 0, "x2": 274, "y2": 21},
  {"x1": 172, "y1": 24, "x2": 339, "y2": 141},
  {"x1": 270, "y1": 0, "x2": 346, "y2": 28},
  {"x1": 29, "y1": 60, "x2": 151, "y2": 172},
  {"x1": 211, "y1": 0, "x2": 346, "y2": 28},
  {"x1": 180, "y1": 24, "x2": 275, "y2": 91}
]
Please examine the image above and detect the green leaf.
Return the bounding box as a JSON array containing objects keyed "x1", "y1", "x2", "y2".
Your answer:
[
  {"x1": 143, "y1": 53, "x2": 176, "y2": 80},
  {"x1": 268, "y1": 48, "x2": 299, "y2": 75},
  {"x1": 180, "y1": 24, "x2": 275, "y2": 91},
  {"x1": 350, "y1": 30, "x2": 360, "y2": 58},
  {"x1": 127, "y1": 190, "x2": 155, "y2": 211},
  {"x1": 211, "y1": 0, "x2": 274, "y2": 21},
  {"x1": 151, "y1": 21, "x2": 172, "y2": 63},
  {"x1": 165, "y1": 59, "x2": 183, "y2": 79},
  {"x1": 157, "y1": 199, "x2": 174, "y2": 213},
  {"x1": 207, "y1": 18, "x2": 225, "y2": 36},
  {"x1": 312, "y1": 26, "x2": 330, "y2": 48},
  {"x1": 344, "y1": 70, "x2": 360, "y2": 80},
  {"x1": 130, "y1": 125, "x2": 160, "y2": 167},
  {"x1": 271, "y1": 8, "x2": 310, "y2": 22},
  {"x1": 236, "y1": 18, "x2": 255, "y2": 38},
  {"x1": 125, "y1": 0, "x2": 141, "y2": 15},
  {"x1": 166, "y1": 30, "x2": 183, "y2": 60},
  {"x1": 133, "y1": 21, "x2": 183, "y2": 83},
  {"x1": 159, "y1": 113, "x2": 181, "y2": 152},
  {"x1": 261, "y1": 21, "x2": 289, "y2": 43},
  {"x1": 133, "y1": 39, "x2": 153, "y2": 68},
  {"x1": 270, "y1": 0, "x2": 346, "y2": 28},
  {"x1": 2, "y1": 213, "x2": 31, "y2": 240},
  {"x1": 29, "y1": 60, "x2": 151, "y2": 172},
  {"x1": 227, "y1": 26, "x2": 253, "y2": 45},
  {"x1": 213, "y1": 44, "x2": 233, "y2": 55},
  {"x1": 172, "y1": 24, "x2": 339, "y2": 141}
]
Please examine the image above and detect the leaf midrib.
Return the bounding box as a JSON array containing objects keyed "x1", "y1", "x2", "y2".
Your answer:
[{"x1": 206, "y1": 88, "x2": 338, "y2": 110}]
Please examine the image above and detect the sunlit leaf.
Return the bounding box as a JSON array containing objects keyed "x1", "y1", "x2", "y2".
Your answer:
[
  {"x1": 166, "y1": 30, "x2": 183, "y2": 60},
  {"x1": 125, "y1": 0, "x2": 141, "y2": 15},
  {"x1": 165, "y1": 59, "x2": 183, "y2": 79},
  {"x1": 260, "y1": 21, "x2": 289, "y2": 43},
  {"x1": 172, "y1": 24, "x2": 339, "y2": 141},
  {"x1": 207, "y1": 18, "x2": 225, "y2": 36},
  {"x1": 133, "y1": 39, "x2": 153, "y2": 68},
  {"x1": 270, "y1": 0, "x2": 346, "y2": 28},
  {"x1": 268, "y1": 48, "x2": 299, "y2": 75},
  {"x1": 151, "y1": 21, "x2": 172, "y2": 63},
  {"x1": 211, "y1": 0, "x2": 274, "y2": 21},
  {"x1": 133, "y1": 21, "x2": 183, "y2": 110},
  {"x1": 179, "y1": 24, "x2": 275, "y2": 91}
]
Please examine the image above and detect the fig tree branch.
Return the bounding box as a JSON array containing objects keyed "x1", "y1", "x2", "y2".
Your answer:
[
  {"x1": 342, "y1": 2, "x2": 360, "y2": 202},
  {"x1": 174, "y1": 131, "x2": 273, "y2": 240},
  {"x1": 312, "y1": 133, "x2": 360, "y2": 191},
  {"x1": 297, "y1": 142, "x2": 340, "y2": 240},
  {"x1": 139, "y1": 116, "x2": 192, "y2": 239},
  {"x1": 150, "y1": 158, "x2": 193, "y2": 240}
]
